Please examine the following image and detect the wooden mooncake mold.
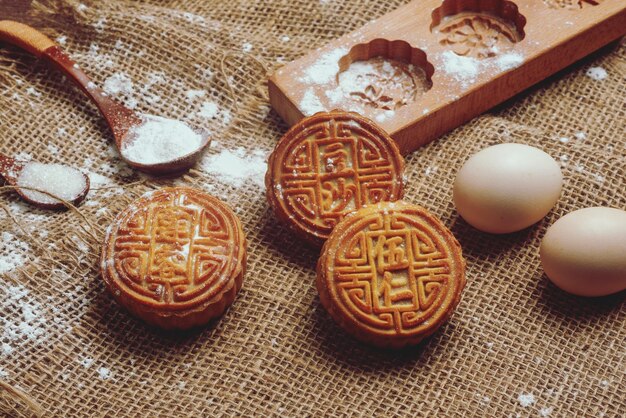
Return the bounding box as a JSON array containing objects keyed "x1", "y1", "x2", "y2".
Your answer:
[
  {"x1": 269, "y1": 0, "x2": 626, "y2": 154},
  {"x1": 100, "y1": 187, "x2": 246, "y2": 330},
  {"x1": 266, "y1": 110, "x2": 405, "y2": 246},
  {"x1": 316, "y1": 201, "x2": 466, "y2": 348}
]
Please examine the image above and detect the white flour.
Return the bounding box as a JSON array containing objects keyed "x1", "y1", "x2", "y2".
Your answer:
[
  {"x1": 539, "y1": 407, "x2": 554, "y2": 417},
  {"x1": 200, "y1": 147, "x2": 266, "y2": 188},
  {"x1": 0, "y1": 285, "x2": 45, "y2": 350},
  {"x1": 442, "y1": 51, "x2": 480, "y2": 86},
  {"x1": 103, "y1": 72, "x2": 134, "y2": 96},
  {"x1": 495, "y1": 52, "x2": 524, "y2": 71},
  {"x1": 0, "y1": 233, "x2": 29, "y2": 274},
  {"x1": 186, "y1": 89, "x2": 207, "y2": 100},
  {"x1": 518, "y1": 393, "x2": 536, "y2": 407},
  {"x1": 198, "y1": 101, "x2": 219, "y2": 119},
  {"x1": 300, "y1": 88, "x2": 325, "y2": 116},
  {"x1": 78, "y1": 357, "x2": 94, "y2": 368},
  {"x1": 586, "y1": 66, "x2": 607, "y2": 81},
  {"x1": 442, "y1": 51, "x2": 524, "y2": 86},
  {"x1": 98, "y1": 367, "x2": 112, "y2": 380},
  {"x1": 121, "y1": 114, "x2": 203, "y2": 164},
  {"x1": 300, "y1": 47, "x2": 348, "y2": 85}
]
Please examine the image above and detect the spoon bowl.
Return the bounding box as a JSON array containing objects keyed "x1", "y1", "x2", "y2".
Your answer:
[
  {"x1": 0, "y1": 20, "x2": 209, "y2": 175},
  {"x1": 121, "y1": 132, "x2": 211, "y2": 175},
  {"x1": 0, "y1": 153, "x2": 90, "y2": 209}
]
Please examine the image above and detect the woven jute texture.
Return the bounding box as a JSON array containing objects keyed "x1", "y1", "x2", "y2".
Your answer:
[{"x1": 1, "y1": 0, "x2": 624, "y2": 416}]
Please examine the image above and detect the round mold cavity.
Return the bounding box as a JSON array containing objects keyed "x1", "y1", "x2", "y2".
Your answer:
[
  {"x1": 332, "y1": 39, "x2": 434, "y2": 114},
  {"x1": 431, "y1": 0, "x2": 527, "y2": 59},
  {"x1": 543, "y1": 0, "x2": 602, "y2": 10},
  {"x1": 543, "y1": 0, "x2": 602, "y2": 9}
]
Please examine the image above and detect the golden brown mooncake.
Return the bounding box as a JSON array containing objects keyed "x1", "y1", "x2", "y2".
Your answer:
[
  {"x1": 266, "y1": 110, "x2": 405, "y2": 246},
  {"x1": 316, "y1": 201, "x2": 466, "y2": 348},
  {"x1": 100, "y1": 187, "x2": 246, "y2": 330}
]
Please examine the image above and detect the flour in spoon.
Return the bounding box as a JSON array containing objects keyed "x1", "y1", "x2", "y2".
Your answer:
[
  {"x1": 16, "y1": 162, "x2": 87, "y2": 204},
  {"x1": 121, "y1": 114, "x2": 203, "y2": 165}
]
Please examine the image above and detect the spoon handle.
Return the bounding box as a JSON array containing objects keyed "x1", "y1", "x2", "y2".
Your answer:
[
  {"x1": 0, "y1": 20, "x2": 141, "y2": 146},
  {"x1": 0, "y1": 152, "x2": 23, "y2": 183}
]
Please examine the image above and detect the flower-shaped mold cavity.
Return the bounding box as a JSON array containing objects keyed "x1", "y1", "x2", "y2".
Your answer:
[
  {"x1": 332, "y1": 39, "x2": 434, "y2": 114},
  {"x1": 543, "y1": 0, "x2": 602, "y2": 9},
  {"x1": 431, "y1": 0, "x2": 527, "y2": 59}
]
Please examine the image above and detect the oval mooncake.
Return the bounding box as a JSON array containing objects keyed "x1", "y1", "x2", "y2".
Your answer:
[
  {"x1": 316, "y1": 201, "x2": 466, "y2": 348},
  {"x1": 100, "y1": 187, "x2": 247, "y2": 329},
  {"x1": 266, "y1": 110, "x2": 405, "y2": 246}
]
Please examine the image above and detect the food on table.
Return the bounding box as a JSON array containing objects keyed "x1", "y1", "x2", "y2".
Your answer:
[
  {"x1": 266, "y1": 110, "x2": 405, "y2": 246},
  {"x1": 316, "y1": 201, "x2": 466, "y2": 348},
  {"x1": 540, "y1": 207, "x2": 626, "y2": 297},
  {"x1": 100, "y1": 187, "x2": 246, "y2": 329},
  {"x1": 453, "y1": 143, "x2": 562, "y2": 234}
]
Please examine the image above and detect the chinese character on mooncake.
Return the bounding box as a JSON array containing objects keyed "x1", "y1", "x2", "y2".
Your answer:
[
  {"x1": 316, "y1": 201, "x2": 466, "y2": 348},
  {"x1": 100, "y1": 187, "x2": 247, "y2": 330},
  {"x1": 266, "y1": 110, "x2": 405, "y2": 246}
]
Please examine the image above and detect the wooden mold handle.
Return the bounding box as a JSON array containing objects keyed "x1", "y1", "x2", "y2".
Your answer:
[{"x1": 0, "y1": 20, "x2": 56, "y2": 57}]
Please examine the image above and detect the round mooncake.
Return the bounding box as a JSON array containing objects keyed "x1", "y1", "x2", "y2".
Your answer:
[
  {"x1": 266, "y1": 110, "x2": 405, "y2": 246},
  {"x1": 100, "y1": 187, "x2": 246, "y2": 329},
  {"x1": 316, "y1": 201, "x2": 466, "y2": 348}
]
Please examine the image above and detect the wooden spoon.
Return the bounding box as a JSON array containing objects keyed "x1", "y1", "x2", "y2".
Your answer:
[
  {"x1": 0, "y1": 153, "x2": 90, "y2": 209},
  {"x1": 0, "y1": 20, "x2": 210, "y2": 175}
]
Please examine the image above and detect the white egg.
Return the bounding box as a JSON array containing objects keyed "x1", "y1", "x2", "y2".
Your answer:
[
  {"x1": 540, "y1": 207, "x2": 626, "y2": 297},
  {"x1": 453, "y1": 143, "x2": 563, "y2": 234}
]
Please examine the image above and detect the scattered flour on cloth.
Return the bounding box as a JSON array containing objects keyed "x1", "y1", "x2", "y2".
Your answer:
[
  {"x1": 196, "y1": 100, "x2": 232, "y2": 125},
  {"x1": 200, "y1": 147, "x2": 267, "y2": 189},
  {"x1": 518, "y1": 393, "x2": 536, "y2": 407},
  {"x1": 103, "y1": 72, "x2": 134, "y2": 96},
  {"x1": 198, "y1": 101, "x2": 219, "y2": 119},
  {"x1": 97, "y1": 367, "x2": 112, "y2": 380},
  {"x1": 575, "y1": 131, "x2": 587, "y2": 140},
  {"x1": 0, "y1": 232, "x2": 29, "y2": 273},
  {"x1": 186, "y1": 89, "x2": 207, "y2": 100},
  {"x1": 586, "y1": 66, "x2": 607, "y2": 81},
  {"x1": 0, "y1": 269, "x2": 83, "y2": 356},
  {"x1": 0, "y1": 285, "x2": 45, "y2": 357},
  {"x1": 78, "y1": 357, "x2": 95, "y2": 368}
]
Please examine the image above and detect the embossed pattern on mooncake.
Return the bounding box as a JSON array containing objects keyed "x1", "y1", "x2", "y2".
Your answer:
[
  {"x1": 317, "y1": 201, "x2": 466, "y2": 348},
  {"x1": 266, "y1": 111, "x2": 405, "y2": 246},
  {"x1": 101, "y1": 187, "x2": 246, "y2": 329}
]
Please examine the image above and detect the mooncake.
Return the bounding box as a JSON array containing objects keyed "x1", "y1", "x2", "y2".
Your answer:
[
  {"x1": 100, "y1": 187, "x2": 246, "y2": 329},
  {"x1": 266, "y1": 110, "x2": 405, "y2": 246},
  {"x1": 316, "y1": 201, "x2": 466, "y2": 348}
]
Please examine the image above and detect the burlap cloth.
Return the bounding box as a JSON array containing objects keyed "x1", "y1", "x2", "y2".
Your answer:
[{"x1": 0, "y1": 0, "x2": 624, "y2": 416}]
